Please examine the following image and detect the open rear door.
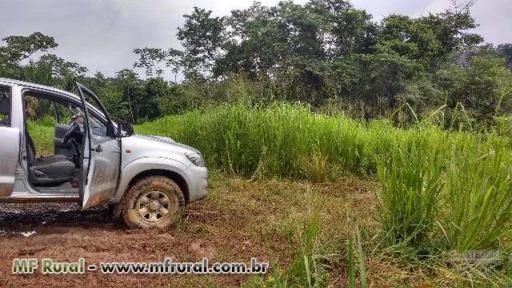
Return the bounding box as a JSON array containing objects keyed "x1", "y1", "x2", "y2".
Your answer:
[{"x1": 76, "y1": 83, "x2": 121, "y2": 209}]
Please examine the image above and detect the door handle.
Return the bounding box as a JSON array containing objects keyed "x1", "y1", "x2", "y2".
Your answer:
[{"x1": 94, "y1": 145, "x2": 103, "y2": 153}]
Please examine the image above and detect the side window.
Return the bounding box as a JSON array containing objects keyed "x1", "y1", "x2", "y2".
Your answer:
[
  {"x1": 24, "y1": 92, "x2": 82, "y2": 157},
  {"x1": 24, "y1": 95, "x2": 58, "y2": 157},
  {"x1": 25, "y1": 95, "x2": 58, "y2": 125},
  {"x1": 89, "y1": 113, "x2": 107, "y2": 137},
  {"x1": 0, "y1": 86, "x2": 11, "y2": 127}
]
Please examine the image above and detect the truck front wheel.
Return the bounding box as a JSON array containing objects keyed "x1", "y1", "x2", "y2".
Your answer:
[{"x1": 121, "y1": 176, "x2": 185, "y2": 229}]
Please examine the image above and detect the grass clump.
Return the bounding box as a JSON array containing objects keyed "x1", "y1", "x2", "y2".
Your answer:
[
  {"x1": 376, "y1": 131, "x2": 446, "y2": 248},
  {"x1": 245, "y1": 208, "x2": 331, "y2": 288},
  {"x1": 347, "y1": 227, "x2": 368, "y2": 288},
  {"x1": 440, "y1": 140, "x2": 512, "y2": 251}
]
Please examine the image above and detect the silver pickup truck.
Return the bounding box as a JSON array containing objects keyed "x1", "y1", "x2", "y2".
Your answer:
[{"x1": 0, "y1": 78, "x2": 208, "y2": 229}]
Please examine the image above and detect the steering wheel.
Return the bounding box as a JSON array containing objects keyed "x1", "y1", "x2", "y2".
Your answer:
[{"x1": 63, "y1": 121, "x2": 83, "y2": 166}]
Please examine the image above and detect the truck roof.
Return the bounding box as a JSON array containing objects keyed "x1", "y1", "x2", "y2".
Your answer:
[
  {"x1": 0, "y1": 77, "x2": 108, "y2": 122},
  {"x1": 0, "y1": 77, "x2": 81, "y2": 101}
]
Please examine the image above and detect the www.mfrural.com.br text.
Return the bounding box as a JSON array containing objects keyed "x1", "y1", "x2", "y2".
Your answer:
[{"x1": 12, "y1": 257, "x2": 269, "y2": 275}]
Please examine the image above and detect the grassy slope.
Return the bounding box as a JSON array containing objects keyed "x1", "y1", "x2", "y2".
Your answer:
[
  {"x1": 166, "y1": 174, "x2": 505, "y2": 287},
  {"x1": 135, "y1": 103, "x2": 512, "y2": 286}
]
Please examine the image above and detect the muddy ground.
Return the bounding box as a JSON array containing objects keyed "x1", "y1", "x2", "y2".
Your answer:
[
  {"x1": 0, "y1": 202, "x2": 259, "y2": 288},
  {"x1": 0, "y1": 177, "x2": 381, "y2": 288}
]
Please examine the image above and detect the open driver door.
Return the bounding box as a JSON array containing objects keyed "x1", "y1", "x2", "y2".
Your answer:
[{"x1": 76, "y1": 83, "x2": 121, "y2": 209}]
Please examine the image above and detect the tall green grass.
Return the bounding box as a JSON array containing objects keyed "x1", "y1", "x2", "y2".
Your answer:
[
  {"x1": 28, "y1": 119, "x2": 54, "y2": 156},
  {"x1": 136, "y1": 103, "x2": 401, "y2": 178},
  {"x1": 440, "y1": 140, "x2": 512, "y2": 251},
  {"x1": 135, "y1": 103, "x2": 512, "y2": 254},
  {"x1": 377, "y1": 132, "x2": 446, "y2": 247}
]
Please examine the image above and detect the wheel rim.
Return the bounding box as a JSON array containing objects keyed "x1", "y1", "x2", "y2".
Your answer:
[{"x1": 136, "y1": 190, "x2": 174, "y2": 222}]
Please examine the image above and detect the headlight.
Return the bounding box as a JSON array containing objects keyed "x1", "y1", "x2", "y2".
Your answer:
[{"x1": 186, "y1": 153, "x2": 205, "y2": 167}]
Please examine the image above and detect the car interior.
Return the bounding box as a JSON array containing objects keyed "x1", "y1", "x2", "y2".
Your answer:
[{"x1": 23, "y1": 92, "x2": 83, "y2": 191}]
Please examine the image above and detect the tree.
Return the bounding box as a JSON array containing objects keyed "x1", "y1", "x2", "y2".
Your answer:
[
  {"x1": 444, "y1": 55, "x2": 512, "y2": 124},
  {"x1": 377, "y1": 8, "x2": 482, "y2": 71},
  {"x1": 23, "y1": 54, "x2": 87, "y2": 90},
  {"x1": 133, "y1": 47, "x2": 183, "y2": 80},
  {"x1": 0, "y1": 32, "x2": 58, "y2": 78},
  {"x1": 140, "y1": 77, "x2": 165, "y2": 121},
  {"x1": 306, "y1": 0, "x2": 376, "y2": 57},
  {"x1": 496, "y1": 43, "x2": 512, "y2": 68},
  {"x1": 177, "y1": 7, "x2": 225, "y2": 80},
  {"x1": 215, "y1": 2, "x2": 284, "y2": 79},
  {"x1": 114, "y1": 69, "x2": 142, "y2": 123}
]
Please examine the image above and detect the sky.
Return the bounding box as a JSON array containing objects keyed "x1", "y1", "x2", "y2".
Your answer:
[{"x1": 0, "y1": 0, "x2": 510, "y2": 79}]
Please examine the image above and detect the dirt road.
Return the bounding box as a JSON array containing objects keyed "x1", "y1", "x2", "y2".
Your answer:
[{"x1": 0, "y1": 177, "x2": 379, "y2": 288}]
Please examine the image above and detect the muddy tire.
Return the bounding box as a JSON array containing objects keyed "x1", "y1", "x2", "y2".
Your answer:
[{"x1": 121, "y1": 176, "x2": 185, "y2": 229}]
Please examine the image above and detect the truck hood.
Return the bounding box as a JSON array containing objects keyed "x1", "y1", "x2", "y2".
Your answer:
[
  {"x1": 121, "y1": 134, "x2": 201, "y2": 164},
  {"x1": 135, "y1": 135, "x2": 200, "y2": 154}
]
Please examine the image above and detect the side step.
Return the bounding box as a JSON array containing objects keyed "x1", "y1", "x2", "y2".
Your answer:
[{"x1": 0, "y1": 194, "x2": 79, "y2": 203}]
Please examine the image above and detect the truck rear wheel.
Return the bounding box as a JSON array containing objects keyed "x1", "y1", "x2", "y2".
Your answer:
[{"x1": 121, "y1": 176, "x2": 185, "y2": 229}]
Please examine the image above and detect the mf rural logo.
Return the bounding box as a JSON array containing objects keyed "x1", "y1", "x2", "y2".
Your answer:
[{"x1": 12, "y1": 258, "x2": 89, "y2": 274}]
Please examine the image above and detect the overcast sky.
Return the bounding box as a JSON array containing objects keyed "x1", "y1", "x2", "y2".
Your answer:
[{"x1": 0, "y1": 0, "x2": 510, "y2": 79}]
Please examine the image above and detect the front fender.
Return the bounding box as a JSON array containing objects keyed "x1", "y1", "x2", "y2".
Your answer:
[{"x1": 112, "y1": 157, "x2": 189, "y2": 203}]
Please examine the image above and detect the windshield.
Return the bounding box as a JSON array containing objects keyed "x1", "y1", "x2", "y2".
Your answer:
[
  {"x1": 76, "y1": 83, "x2": 116, "y2": 136},
  {"x1": 77, "y1": 85, "x2": 109, "y2": 119}
]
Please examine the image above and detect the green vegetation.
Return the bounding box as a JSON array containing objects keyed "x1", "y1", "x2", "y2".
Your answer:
[
  {"x1": 137, "y1": 103, "x2": 395, "y2": 177},
  {"x1": 137, "y1": 103, "x2": 512, "y2": 284},
  {"x1": 1, "y1": 1, "x2": 512, "y2": 128},
  {"x1": 27, "y1": 120, "x2": 54, "y2": 156}
]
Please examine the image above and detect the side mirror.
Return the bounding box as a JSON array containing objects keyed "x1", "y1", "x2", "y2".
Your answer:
[{"x1": 117, "y1": 122, "x2": 134, "y2": 137}]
